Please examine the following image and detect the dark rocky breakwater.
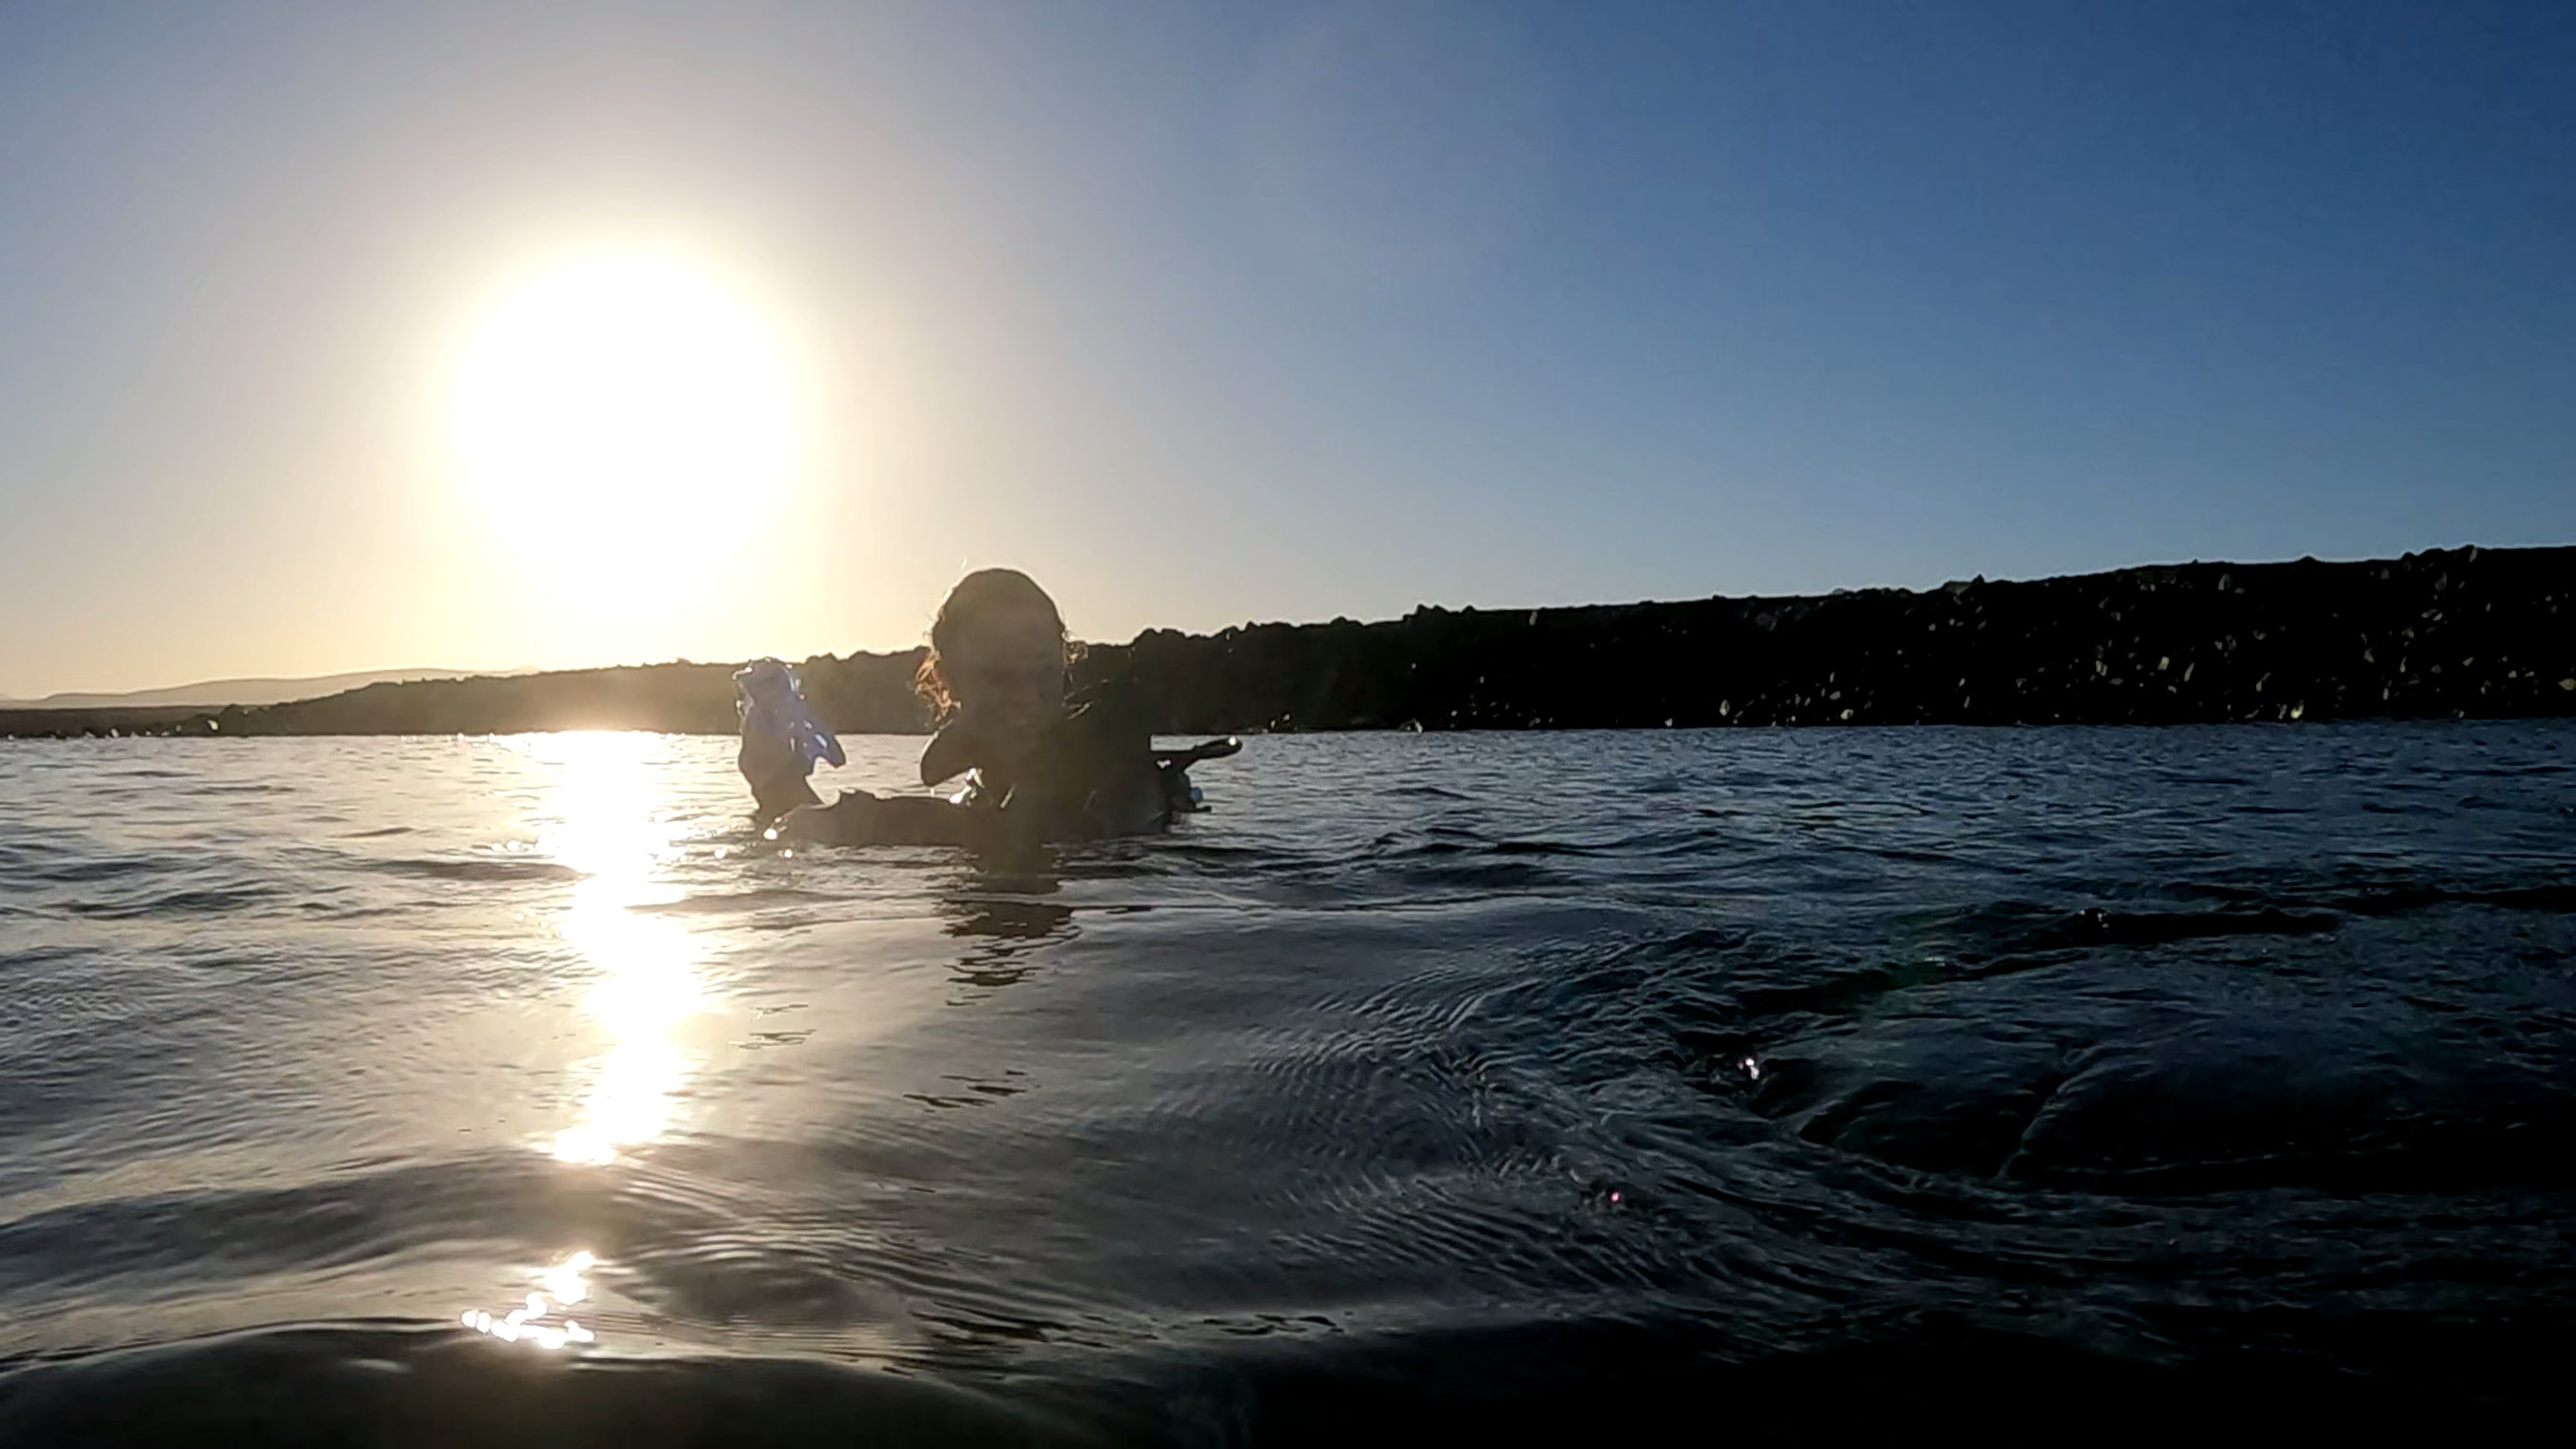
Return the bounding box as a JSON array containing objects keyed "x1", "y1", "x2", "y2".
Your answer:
[
  {"x1": 1099, "y1": 543, "x2": 2575, "y2": 731},
  {"x1": 5, "y1": 544, "x2": 2568, "y2": 738}
]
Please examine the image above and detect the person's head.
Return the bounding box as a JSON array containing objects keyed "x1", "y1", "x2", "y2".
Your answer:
[{"x1": 916, "y1": 568, "x2": 1073, "y2": 730}]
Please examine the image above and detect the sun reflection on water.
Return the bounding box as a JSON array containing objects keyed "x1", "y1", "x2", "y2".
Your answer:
[
  {"x1": 463, "y1": 1250, "x2": 600, "y2": 1350},
  {"x1": 521, "y1": 733, "x2": 710, "y2": 1166},
  {"x1": 464, "y1": 735, "x2": 718, "y2": 1351}
]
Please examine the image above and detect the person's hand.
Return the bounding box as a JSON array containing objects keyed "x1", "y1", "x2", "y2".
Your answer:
[
  {"x1": 739, "y1": 727, "x2": 821, "y2": 824},
  {"x1": 921, "y1": 701, "x2": 1043, "y2": 786}
]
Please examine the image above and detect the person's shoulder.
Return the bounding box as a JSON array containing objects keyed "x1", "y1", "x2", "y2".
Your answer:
[
  {"x1": 1062, "y1": 673, "x2": 1150, "y2": 734},
  {"x1": 1064, "y1": 671, "x2": 1128, "y2": 707}
]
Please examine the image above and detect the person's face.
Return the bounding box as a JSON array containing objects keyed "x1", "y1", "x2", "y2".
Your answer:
[{"x1": 946, "y1": 605, "x2": 1064, "y2": 734}]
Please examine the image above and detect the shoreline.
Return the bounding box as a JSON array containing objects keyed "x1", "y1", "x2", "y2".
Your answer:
[{"x1": 6, "y1": 544, "x2": 2569, "y2": 738}]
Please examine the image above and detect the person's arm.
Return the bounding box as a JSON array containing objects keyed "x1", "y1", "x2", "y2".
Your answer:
[
  {"x1": 919, "y1": 716, "x2": 980, "y2": 788},
  {"x1": 920, "y1": 703, "x2": 1045, "y2": 790},
  {"x1": 774, "y1": 790, "x2": 998, "y2": 848},
  {"x1": 739, "y1": 727, "x2": 822, "y2": 826}
]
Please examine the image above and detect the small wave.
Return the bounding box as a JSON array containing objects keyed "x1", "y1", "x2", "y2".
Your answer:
[
  {"x1": 1093, "y1": 1310, "x2": 2386, "y2": 1438},
  {"x1": 1742, "y1": 976, "x2": 2576, "y2": 1192},
  {"x1": 63, "y1": 884, "x2": 284, "y2": 919},
  {"x1": 630, "y1": 888, "x2": 840, "y2": 916},
  {"x1": 1362, "y1": 835, "x2": 1600, "y2": 860},
  {"x1": 0, "y1": 1322, "x2": 1094, "y2": 1447},
  {"x1": 2336, "y1": 882, "x2": 2576, "y2": 917},
  {"x1": 10, "y1": 855, "x2": 163, "y2": 886},
  {"x1": 1386, "y1": 859, "x2": 1570, "y2": 893},
  {"x1": 0, "y1": 1157, "x2": 554, "y2": 1300},
  {"x1": 1928, "y1": 901, "x2": 2343, "y2": 962},
  {"x1": 366, "y1": 857, "x2": 583, "y2": 884},
  {"x1": 2000, "y1": 1020, "x2": 2576, "y2": 1192}
]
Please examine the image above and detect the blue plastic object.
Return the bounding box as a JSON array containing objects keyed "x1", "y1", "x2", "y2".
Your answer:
[{"x1": 734, "y1": 658, "x2": 845, "y2": 774}]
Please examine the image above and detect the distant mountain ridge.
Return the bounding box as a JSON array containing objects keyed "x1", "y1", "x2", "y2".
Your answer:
[{"x1": 4, "y1": 668, "x2": 527, "y2": 711}]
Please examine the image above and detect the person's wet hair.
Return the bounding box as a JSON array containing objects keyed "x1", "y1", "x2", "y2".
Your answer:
[{"x1": 914, "y1": 567, "x2": 1076, "y2": 723}]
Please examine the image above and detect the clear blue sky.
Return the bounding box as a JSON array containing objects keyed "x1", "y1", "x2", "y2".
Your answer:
[{"x1": 3, "y1": 0, "x2": 2569, "y2": 695}]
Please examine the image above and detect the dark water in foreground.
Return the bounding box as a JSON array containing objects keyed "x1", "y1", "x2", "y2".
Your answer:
[{"x1": 2, "y1": 726, "x2": 2572, "y2": 1442}]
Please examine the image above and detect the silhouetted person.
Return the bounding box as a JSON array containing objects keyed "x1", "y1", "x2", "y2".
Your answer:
[{"x1": 741, "y1": 568, "x2": 1233, "y2": 847}]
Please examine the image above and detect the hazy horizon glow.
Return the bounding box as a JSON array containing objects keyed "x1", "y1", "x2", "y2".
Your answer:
[{"x1": 3, "y1": 1, "x2": 2571, "y2": 696}]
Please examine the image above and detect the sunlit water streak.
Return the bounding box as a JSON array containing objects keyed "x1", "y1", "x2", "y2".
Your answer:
[
  {"x1": 531, "y1": 733, "x2": 710, "y2": 1170},
  {"x1": 1, "y1": 725, "x2": 2572, "y2": 1439}
]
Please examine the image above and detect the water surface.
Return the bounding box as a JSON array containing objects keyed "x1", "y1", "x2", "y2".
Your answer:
[{"x1": 2, "y1": 726, "x2": 2571, "y2": 1439}]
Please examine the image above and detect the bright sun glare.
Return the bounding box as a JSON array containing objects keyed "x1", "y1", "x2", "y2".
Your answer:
[{"x1": 448, "y1": 252, "x2": 802, "y2": 597}]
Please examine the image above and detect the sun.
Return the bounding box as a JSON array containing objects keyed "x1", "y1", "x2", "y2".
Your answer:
[{"x1": 447, "y1": 251, "x2": 804, "y2": 595}]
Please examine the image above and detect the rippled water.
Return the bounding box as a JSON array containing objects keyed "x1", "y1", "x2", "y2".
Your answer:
[{"x1": 2, "y1": 725, "x2": 2572, "y2": 1440}]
